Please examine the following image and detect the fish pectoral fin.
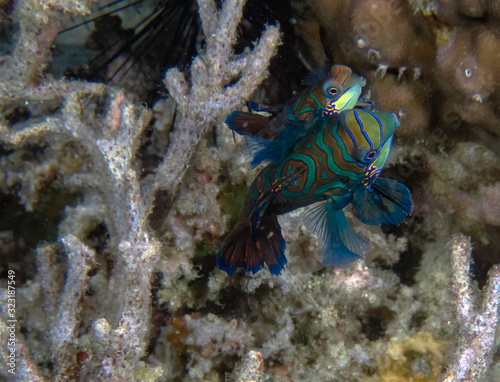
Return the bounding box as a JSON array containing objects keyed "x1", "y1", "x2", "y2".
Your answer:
[
  {"x1": 304, "y1": 200, "x2": 369, "y2": 267},
  {"x1": 246, "y1": 135, "x2": 287, "y2": 168},
  {"x1": 352, "y1": 178, "x2": 413, "y2": 226},
  {"x1": 354, "y1": 96, "x2": 375, "y2": 110},
  {"x1": 246, "y1": 129, "x2": 302, "y2": 169}
]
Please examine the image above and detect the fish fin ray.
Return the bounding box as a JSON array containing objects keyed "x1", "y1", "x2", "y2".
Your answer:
[
  {"x1": 305, "y1": 201, "x2": 369, "y2": 267},
  {"x1": 217, "y1": 223, "x2": 263, "y2": 275},
  {"x1": 355, "y1": 96, "x2": 376, "y2": 109},
  {"x1": 217, "y1": 216, "x2": 287, "y2": 275},
  {"x1": 259, "y1": 215, "x2": 287, "y2": 275},
  {"x1": 301, "y1": 66, "x2": 329, "y2": 86},
  {"x1": 245, "y1": 135, "x2": 285, "y2": 168},
  {"x1": 225, "y1": 111, "x2": 273, "y2": 138}
]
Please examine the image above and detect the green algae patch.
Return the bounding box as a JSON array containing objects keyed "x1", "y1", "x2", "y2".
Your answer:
[
  {"x1": 217, "y1": 182, "x2": 247, "y2": 228},
  {"x1": 0, "y1": 187, "x2": 80, "y2": 248},
  {"x1": 193, "y1": 240, "x2": 218, "y2": 271}
]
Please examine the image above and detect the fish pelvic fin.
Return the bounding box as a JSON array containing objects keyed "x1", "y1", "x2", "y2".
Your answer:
[
  {"x1": 305, "y1": 200, "x2": 369, "y2": 267},
  {"x1": 216, "y1": 215, "x2": 287, "y2": 276},
  {"x1": 352, "y1": 178, "x2": 413, "y2": 226}
]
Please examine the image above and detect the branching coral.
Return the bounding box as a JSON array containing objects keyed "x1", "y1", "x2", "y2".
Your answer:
[
  {"x1": 155, "y1": 0, "x2": 280, "y2": 210},
  {"x1": 1, "y1": 88, "x2": 163, "y2": 378},
  {"x1": 39, "y1": 236, "x2": 96, "y2": 379},
  {"x1": 0, "y1": 0, "x2": 279, "y2": 380},
  {"x1": 0, "y1": 0, "x2": 98, "y2": 105}
]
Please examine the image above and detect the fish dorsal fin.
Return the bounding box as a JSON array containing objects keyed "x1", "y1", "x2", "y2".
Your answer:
[
  {"x1": 225, "y1": 110, "x2": 272, "y2": 138},
  {"x1": 301, "y1": 66, "x2": 329, "y2": 86},
  {"x1": 352, "y1": 178, "x2": 413, "y2": 226},
  {"x1": 304, "y1": 200, "x2": 369, "y2": 267},
  {"x1": 248, "y1": 101, "x2": 283, "y2": 114}
]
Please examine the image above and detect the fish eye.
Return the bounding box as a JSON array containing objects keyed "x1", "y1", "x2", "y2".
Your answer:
[
  {"x1": 328, "y1": 87, "x2": 339, "y2": 96},
  {"x1": 328, "y1": 88, "x2": 339, "y2": 96},
  {"x1": 366, "y1": 151, "x2": 377, "y2": 160}
]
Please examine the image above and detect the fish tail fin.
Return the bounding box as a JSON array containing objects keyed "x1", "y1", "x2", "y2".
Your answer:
[
  {"x1": 225, "y1": 111, "x2": 273, "y2": 139},
  {"x1": 217, "y1": 223, "x2": 263, "y2": 275},
  {"x1": 258, "y1": 215, "x2": 287, "y2": 275},
  {"x1": 217, "y1": 216, "x2": 287, "y2": 276},
  {"x1": 305, "y1": 201, "x2": 369, "y2": 267},
  {"x1": 352, "y1": 178, "x2": 413, "y2": 226},
  {"x1": 217, "y1": 169, "x2": 303, "y2": 275}
]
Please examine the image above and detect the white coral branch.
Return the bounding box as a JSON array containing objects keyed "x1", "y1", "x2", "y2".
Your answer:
[
  {"x1": 52, "y1": 235, "x2": 96, "y2": 376},
  {"x1": 440, "y1": 234, "x2": 500, "y2": 381},
  {"x1": 0, "y1": 320, "x2": 44, "y2": 382},
  {"x1": 229, "y1": 350, "x2": 264, "y2": 382},
  {"x1": 156, "y1": 0, "x2": 280, "y2": 203}
]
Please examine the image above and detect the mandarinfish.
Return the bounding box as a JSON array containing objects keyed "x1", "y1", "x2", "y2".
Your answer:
[
  {"x1": 225, "y1": 64, "x2": 369, "y2": 141},
  {"x1": 217, "y1": 108, "x2": 412, "y2": 275}
]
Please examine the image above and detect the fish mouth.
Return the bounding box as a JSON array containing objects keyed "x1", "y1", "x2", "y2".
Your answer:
[
  {"x1": 326, "y1": 84, "x2": 363, "y2": 114},
  {"x1": 350, "y1": 73, "x2": 367, "y2": 87}
]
